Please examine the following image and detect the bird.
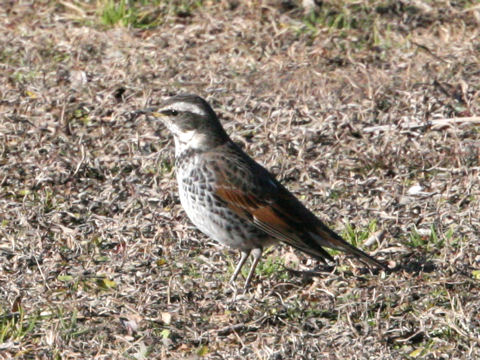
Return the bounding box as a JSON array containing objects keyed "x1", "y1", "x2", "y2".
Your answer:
[{"x1": 141, "y1": 94, "x2": 386, "y2": 288}]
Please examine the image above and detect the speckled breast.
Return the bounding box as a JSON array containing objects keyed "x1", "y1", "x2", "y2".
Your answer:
[{"x1": 174, "y1": 149, "x2": 270, "y2": 250}]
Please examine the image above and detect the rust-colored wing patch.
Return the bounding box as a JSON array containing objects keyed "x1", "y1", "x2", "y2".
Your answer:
[{"x1": 214, "y1": 186, "x2": 309, "y2": 251}]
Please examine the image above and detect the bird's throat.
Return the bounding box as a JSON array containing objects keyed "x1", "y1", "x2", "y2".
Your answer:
[{"x1": 173, "y1": 131, "x2": 209, "y2": 156}]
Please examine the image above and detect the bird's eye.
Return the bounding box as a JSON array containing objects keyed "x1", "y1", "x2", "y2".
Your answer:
[{"x1": 161, "y1": 109, "x2": 178, "y2": 116}]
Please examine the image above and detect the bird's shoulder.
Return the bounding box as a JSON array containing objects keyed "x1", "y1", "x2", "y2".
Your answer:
[{"x1": 203, "y1": 141, "x2": 279, "y2": 196}]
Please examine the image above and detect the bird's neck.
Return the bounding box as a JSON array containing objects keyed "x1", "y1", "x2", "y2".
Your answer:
[
  {"x1": 174, "y1": 131, "x2": 207, "y2": 156},
  {"x1": 173, "y1": 131, "x2": 228, "y2": 157}
]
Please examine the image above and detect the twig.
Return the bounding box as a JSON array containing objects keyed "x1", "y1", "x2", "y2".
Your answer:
[
  {"x1": 215, "y1": 323, "x2": 251, "y2": 336},
  {"x1": 363, "y1": 117, "x2": 480, "y2": 133},
  {"x1": 429, "y1": 117, "x2": 480, "y2": 129}
]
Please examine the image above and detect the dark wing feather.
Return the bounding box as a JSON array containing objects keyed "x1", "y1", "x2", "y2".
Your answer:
[{"x1": 212, "y1": 142, "x2": 386, "y2": 269}]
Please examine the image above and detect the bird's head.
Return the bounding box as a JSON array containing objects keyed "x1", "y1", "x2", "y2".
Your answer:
[{"x1": 142, "y1": 94, "x2": 229, "y2": 153}]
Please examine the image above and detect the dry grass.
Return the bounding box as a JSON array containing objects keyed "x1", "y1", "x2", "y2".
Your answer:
[{"x1": 1, "y1": 0, "x2": 480, "y2": 359}]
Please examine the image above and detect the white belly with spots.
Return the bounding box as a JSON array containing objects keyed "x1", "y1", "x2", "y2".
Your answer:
[{"x1": 176, "y1": 172, "x2": 270, "y2": 250}]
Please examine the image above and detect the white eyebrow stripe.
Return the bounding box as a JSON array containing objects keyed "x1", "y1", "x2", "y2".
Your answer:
[{"x1": 167, "y1": 102, "x2": 207, "y2": 116}]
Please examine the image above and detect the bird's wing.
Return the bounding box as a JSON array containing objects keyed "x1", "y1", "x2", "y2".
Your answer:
[{"x1": 212, "y1": 144, "x2": 386, "y2": 269}]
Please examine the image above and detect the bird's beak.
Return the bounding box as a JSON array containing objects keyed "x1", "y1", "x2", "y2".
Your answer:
[{"x1": 137, "y1": 108, "x2": 163, "y2": 118}]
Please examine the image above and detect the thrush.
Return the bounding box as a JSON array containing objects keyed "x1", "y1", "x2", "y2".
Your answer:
[{"x1": 142, "y1": 94, "x2": 386, "y2": 288}]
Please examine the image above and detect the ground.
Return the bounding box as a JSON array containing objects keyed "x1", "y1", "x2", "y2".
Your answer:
[{"x1": 1, "y1": 0, "x2": 480, "y2": 359}]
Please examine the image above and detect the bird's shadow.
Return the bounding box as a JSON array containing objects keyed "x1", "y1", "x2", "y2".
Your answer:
[
  {"x1": 395, "y1": 255, "x2": 436, "y2": 274},
  {"x1": 282, "y1": 255, "x2": 436, "y2": 282},
  {"x1": 283, "y1": 265, "x2": 335, "y2": 282}
]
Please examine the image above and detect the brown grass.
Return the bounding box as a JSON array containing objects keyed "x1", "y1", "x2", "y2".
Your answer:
[{"x1": 1, "y1": 0, "x2": 480, "y2": 358}]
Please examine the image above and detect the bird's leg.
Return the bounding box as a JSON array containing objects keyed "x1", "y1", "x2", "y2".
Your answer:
[
  {"x1": 230, "y1": 250, "x2": 250, "y2": 284},
  {"x1": 244, "y1": 247, "x2": 262, "y2": 289}
]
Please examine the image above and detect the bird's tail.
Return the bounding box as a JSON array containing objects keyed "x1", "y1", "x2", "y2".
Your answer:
[{"x1": 309, "y1": 225, "x2": 387, "y2": 270}]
